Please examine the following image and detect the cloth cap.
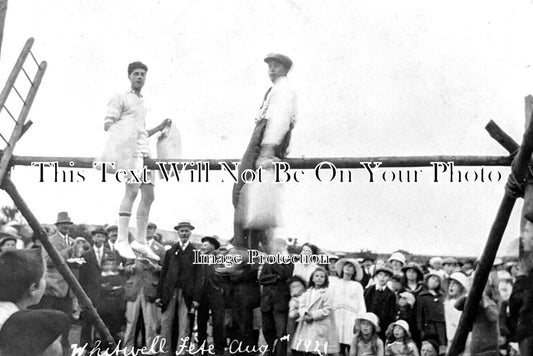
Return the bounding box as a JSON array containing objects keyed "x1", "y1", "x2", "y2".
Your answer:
[
  {"x1": 264, "y1": 53, "x2": 293, "y2": 71},
  {"x1": 335, "y1": 258, "x2": 363, "y2": 281},
  {"x1": 387, "y1": 252, "x2": 406, "y2": 265},
  {"x1": 355, "y1": 312, "x2": 380, "y2": 333},
  {"x1": 105, "y1": 224, "x2": 117, "y2": 232},
  {"x1": 91, "y1": 227, "x2": 108, "y2": 236},
  {"x1": 0, "y1": 309, "x2": 70, "y2": 356},
  {"x1": 0, "y1": 233, "x2": 18, "y2": 247},
  {"x1": 174, "y1": 221, "x2": 195, "y2": 231},
  {"x1": 443, "y1": 257, "x2": 458, "y2": 265},
  {"x1": 201, "y1": 236, "x2": 220, "y2": 250},
  {"x1": 55, "y1": 211, "x2": 73, "y2": 225}
]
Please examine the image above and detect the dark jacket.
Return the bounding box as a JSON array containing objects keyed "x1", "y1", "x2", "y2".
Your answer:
[
  {"x1": 123, "y1": 241, "x2": 165, "y2": 302},
  {"x1": 193, "y1": 258, "x2": 227, "y2": 303},
  {"x1": 259, "y1": 263, "x2": 294, "y2": 313},
  {"x1": 158, "y1": 243, "x2": 198, "y2": 312},
  {"x1": 509, "y1": 272, "x2": 533, "y2": 341},
  {"x1": 416, "y1": 289, "x2": 445, "y2": 341},
  {"x1": 79, "y1": 247, "x2": 113, "y2": 303},
  {"x1": 364, "y1": 285, "x2": 397, "y2": 334}
]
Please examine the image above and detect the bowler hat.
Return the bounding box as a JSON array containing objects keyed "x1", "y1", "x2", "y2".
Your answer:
[
  {"x1": 264, "y1": 53, "x2": 293, "y2": 71},
  {"x1": 174, "y1": 221, "x2": 195, "y2": 231},
  {"x1": 91, "y1": 228, "x2": 108, "y2": 236},
  {"x1": 55, "y1": 211, "x2": 73, "y2": 225},
  {"x1": 201, "y1": 236, "x2": 220, "y2": 250}
]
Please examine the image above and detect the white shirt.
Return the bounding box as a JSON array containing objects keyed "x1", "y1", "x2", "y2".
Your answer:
[
  {"x1": 94, "y1": 246, "x2": 104, "y2": 266},
  {"x1": 256, "y1": 76, "x2": 297, "y2": 146},
  {"x1": 180, "y1": 241, "x2": 189, "y2": 251},
  {"x1": 0, "y1": 301, "x2": 19, "y2": 331}
]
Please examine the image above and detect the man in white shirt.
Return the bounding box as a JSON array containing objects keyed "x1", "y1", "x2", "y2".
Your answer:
[{"x1": 232, "y1": 53, "x2": 297, "y2": 249}]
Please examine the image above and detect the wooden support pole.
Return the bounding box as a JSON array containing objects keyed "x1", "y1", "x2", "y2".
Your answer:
[
  {"x1": 485, "y1": 120, "x2": 519, "y2": 154},
  {"x1": 0, "y1": 153, "x2": 514, "y2": 170},
  {"x1": 0, "y1": 0, "x2": 7, "y2": 61},
  {"x1": 0, "y1": 176, "x2": 116, "y2": 348},
  {"x1": 447, "y1": 111, "x2": 533, "y2": 356},
  {"x1": 0, "y1": 38, "x2": 34, "y2": 111}
]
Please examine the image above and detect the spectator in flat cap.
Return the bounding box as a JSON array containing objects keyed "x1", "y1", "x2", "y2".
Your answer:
[
  {"x1": 105, "y1": 224, "x2": 118, "y2": 253},
  {"x1": 0, "y1": 233, "x2": 18, "y2": 252},
  {"x1": 442, "y1": 257, "x2": 459, "y2": 294},
  {"x1": 232, "y1": 52, "x2": 297, "y2": 249},
  {"x1": 193, "y1": 236, "x2": 226, "y2": 356}
]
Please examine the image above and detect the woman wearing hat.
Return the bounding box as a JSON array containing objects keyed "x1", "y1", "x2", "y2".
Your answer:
[{"x1": 331, "y1": 258, "x2": 366, "y2": 356}]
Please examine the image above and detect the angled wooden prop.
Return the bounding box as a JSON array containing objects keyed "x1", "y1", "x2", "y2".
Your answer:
[
  {"x1": 0, "y1": 39, "x2": 115, "y2": 347},
  {"x1": 448, "y1": 95, "x2": 533, "y2": 356}
]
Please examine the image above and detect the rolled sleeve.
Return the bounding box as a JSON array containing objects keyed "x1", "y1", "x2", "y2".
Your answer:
[{"x1": 105, "y1": 94, "x2": 124, "y2": 125}]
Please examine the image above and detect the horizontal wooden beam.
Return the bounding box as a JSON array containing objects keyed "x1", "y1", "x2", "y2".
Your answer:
[{"x1": 0, "y1": 153, "x2": 514, "y2": 170}]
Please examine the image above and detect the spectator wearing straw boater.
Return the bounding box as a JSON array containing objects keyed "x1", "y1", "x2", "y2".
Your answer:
[
  {"x1": 232, "y1": 53, "x2": 297, "y2": 249},
  {"x1": 101, "y1": 61, "x2": 171, "y2": 262}
]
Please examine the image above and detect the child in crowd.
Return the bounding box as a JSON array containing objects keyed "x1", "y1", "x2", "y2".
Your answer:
[
  {"x1": 332, "y1": 258, "x2": 366, "y2": 356},
  {"x1": 349, "y1": 312, "x2": 384, "y2": 356},
  {"x1": 97, "y1": 255, "x2": 126, "y2": 343},
  {"x1": 416, "y1": 272, "x2": 446, "y2": 350},
  {"x1": 385, "y1": 320, "x2": 419, "y2": 356},
  {"x1": 401, "y1": 263, "x2": 424, "y2": 296},
  {"x1": 419, "y1": 339, "x2": 439, "y2": 356},
  {"x1": 288, "y1": 275, "x2": 307, "y2": 355},
  {"x1": 0, "y1": 249, "x2": 70, "y2": 356},
  {"x1": 444, "y1": 272, "x2": 469, "y2": 347},
  {"x1": 292, "y1": 267, "x2": 339, "y2": 356},
  {"x1": 388, "y1": 274, "x2": 403, "y2": 296},
  {"x1": 396, "y1": 292, "x2": 416, "y2": 344},
  {"x1": 365, "y1": 266, "x2": 397, "y2": 341}
]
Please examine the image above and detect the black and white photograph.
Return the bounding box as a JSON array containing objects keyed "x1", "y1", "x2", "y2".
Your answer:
[{"x1": 0, "y1": 1, "x2": 532, "y2": 355}]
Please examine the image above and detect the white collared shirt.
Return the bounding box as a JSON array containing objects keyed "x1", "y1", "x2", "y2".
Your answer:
[
  {"x1": 94, "y1": 246, "x2": 104, "y2": 266},
  {"x1": 180, "y1": 241, "x2": 189, "y2": 251},
  {"x1": 256, "y1": 76, "x2": 297, "y2": 146},
  {"x1": 58, "y1": 232, "x2": 70, "y2": 246}
]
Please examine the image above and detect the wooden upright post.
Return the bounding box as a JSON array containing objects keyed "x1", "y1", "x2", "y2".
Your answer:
[{"x1": 448, "y1": 98, "x2": 533, "y2": 356}]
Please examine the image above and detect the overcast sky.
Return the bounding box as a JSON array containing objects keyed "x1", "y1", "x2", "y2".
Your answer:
[{"x1": 1, "y1": 0, "x2": 533, "y2": 256}]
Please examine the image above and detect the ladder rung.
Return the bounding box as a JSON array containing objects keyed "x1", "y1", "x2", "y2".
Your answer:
[
  {"x1": 21, "y1": 67, "x2": 34, "y2": 86},
  {"x1": 29, "y1": 50, "x2": 40, "y2": 68},
  {"x1": 3, "y1": 105, "x2": 17, "y2": 124},
  {"x1": 12, "y1": 86, "x2": 27, "y2": 106}
]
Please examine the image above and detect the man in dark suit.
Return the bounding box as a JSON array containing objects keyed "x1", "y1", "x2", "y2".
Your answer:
[
  {"x1": 158, "y1": 221, "x2": 198, "y2": 356},
  {"x1": 259, "y1": 238, "x2": 294, "y2": 356},
  {"x1": 78, "y1": 227, "x2": 112, "y2": 347},
  {"x1": 193, "y1": 236, "x2": 226, "y2": 356}
]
